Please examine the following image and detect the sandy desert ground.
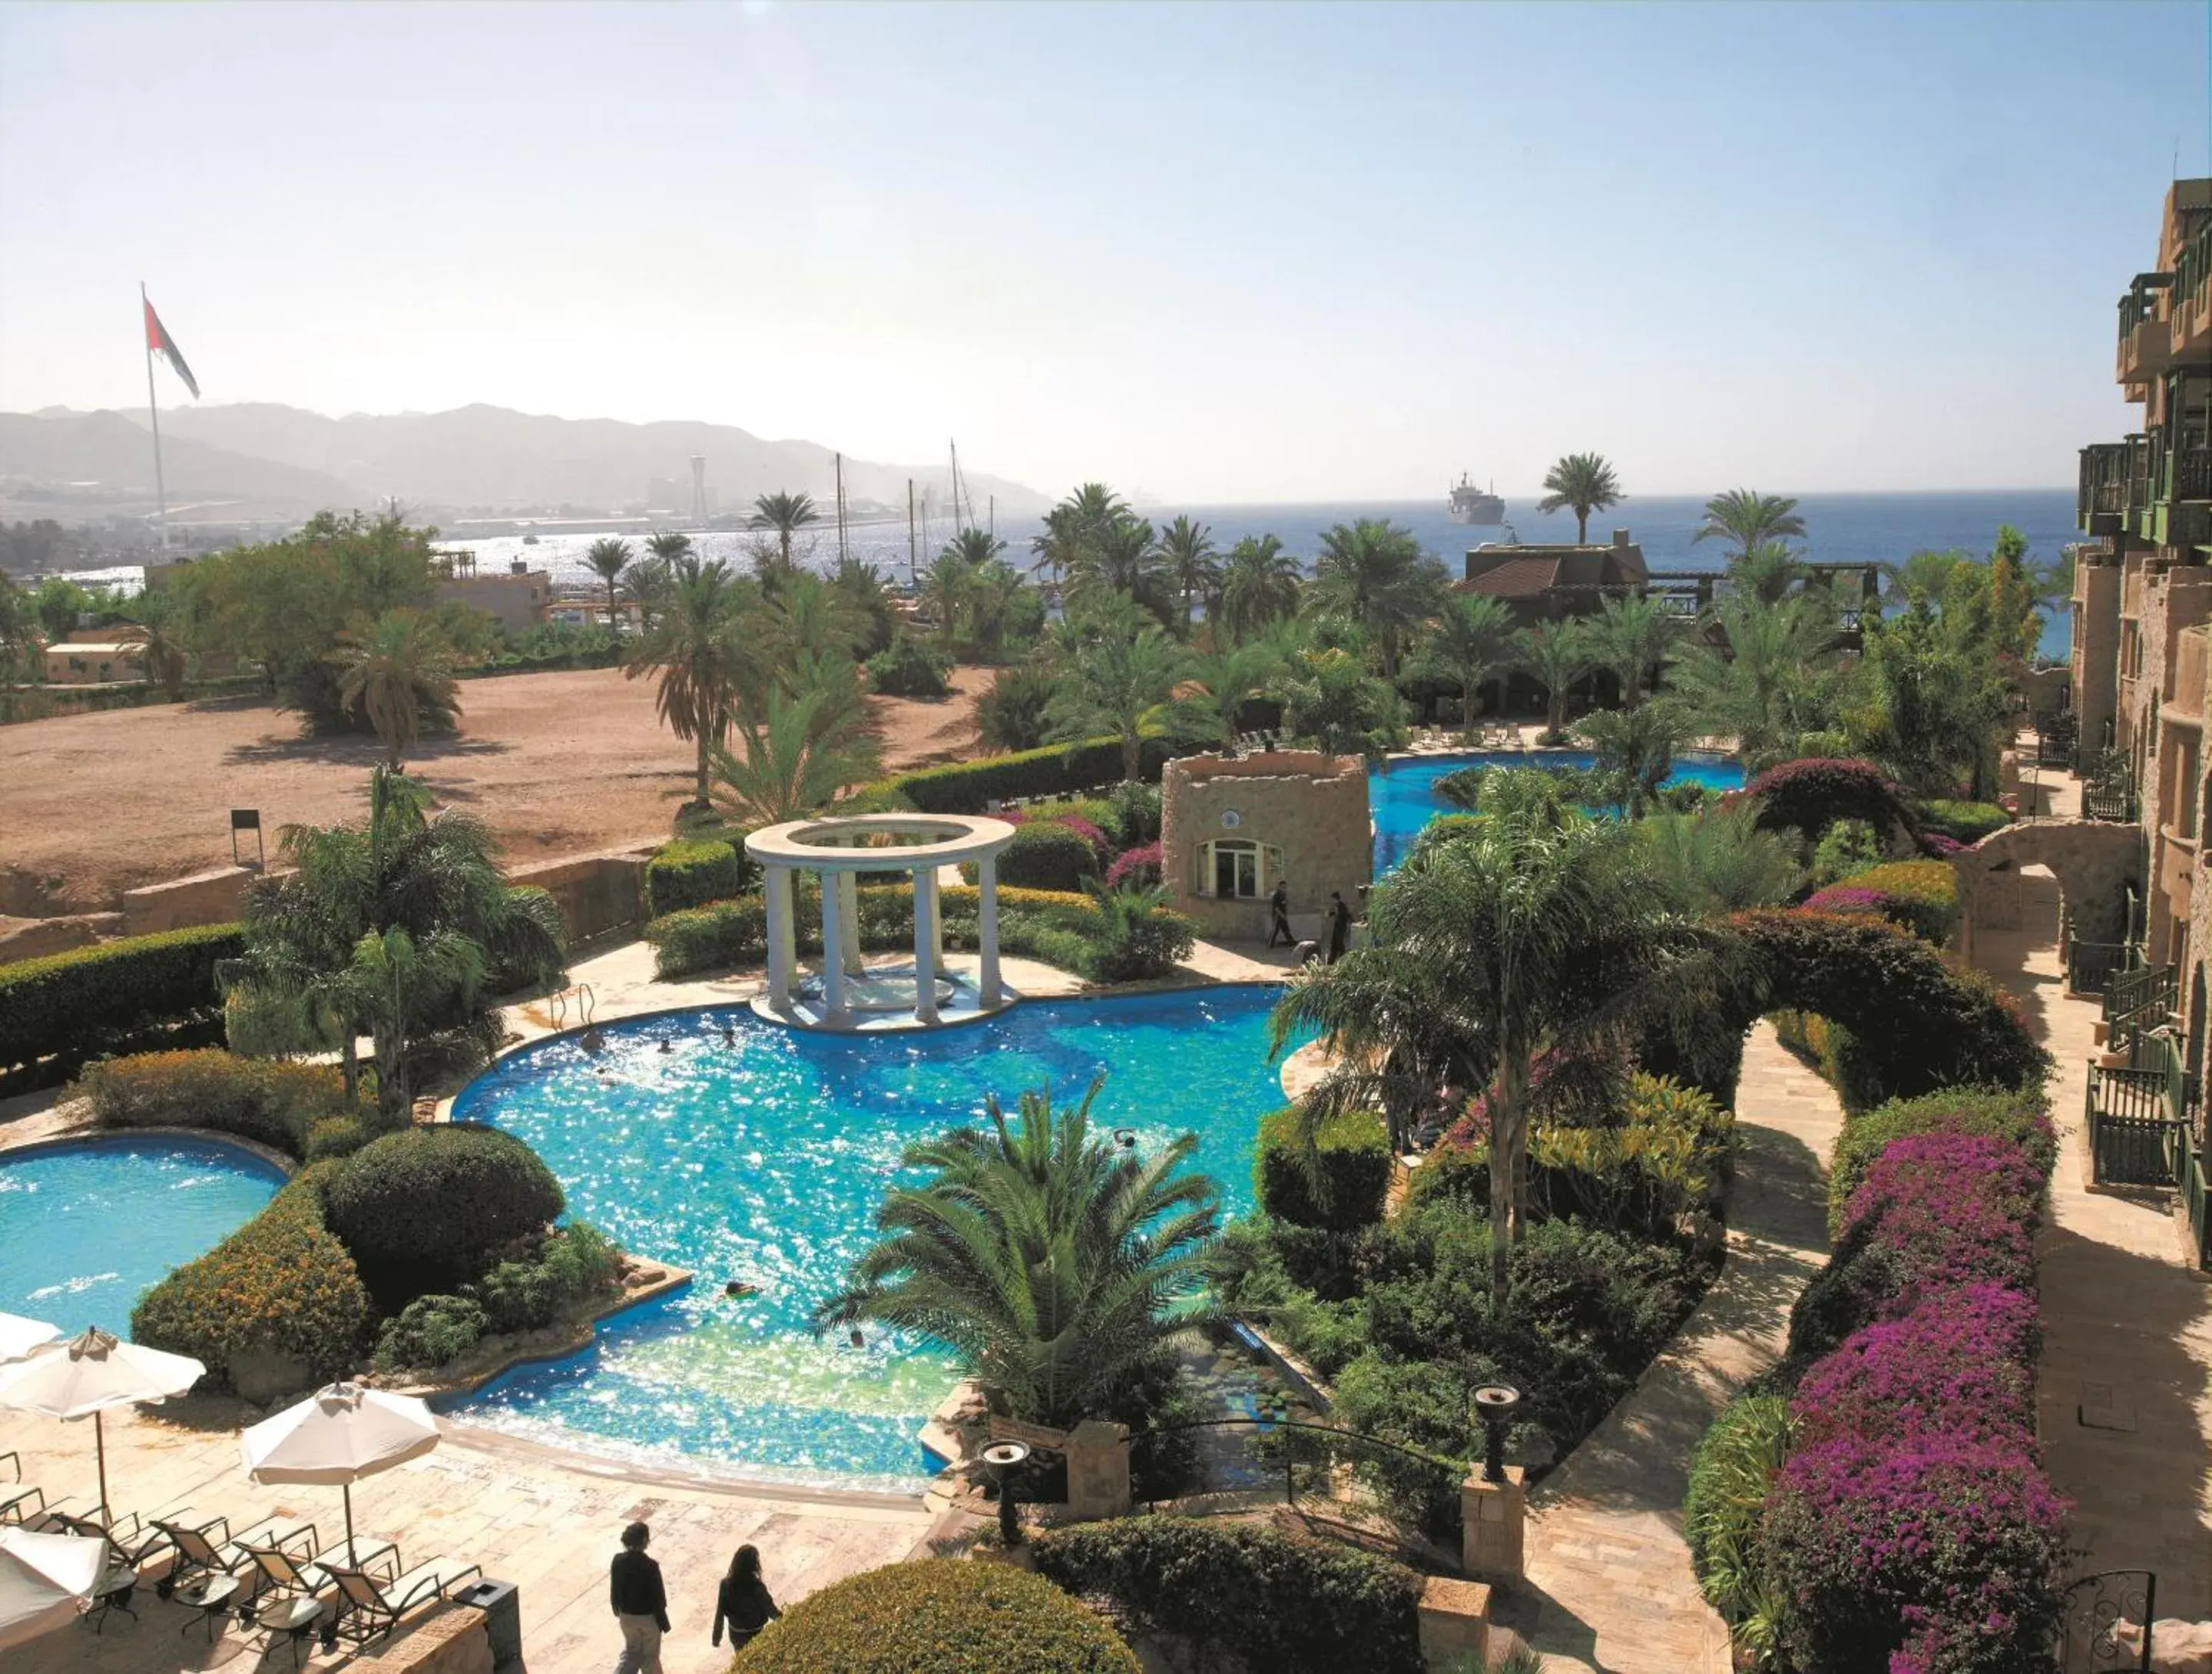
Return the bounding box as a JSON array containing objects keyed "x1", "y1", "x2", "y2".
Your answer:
[{"x1": 0, "y1": 664, "x2": 994, "y2": 914}]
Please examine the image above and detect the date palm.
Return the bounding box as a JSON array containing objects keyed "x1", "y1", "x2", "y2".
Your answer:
[
  {"x1": 1157, "y1": 515, "x2": 1220, "y2": 636},
  {"x1": 621, "y1": 554, "x2": 762, "y2": 809},
  {"x1": 1516, "y1": 620, "x2": 1591, "y2": 744},
  {"x1": 1272, "y1": 774, "x2": 1721, "y2": 1310},
  {"x1": 1045, "y1": 608, "x2": 1190, "y2": 782},
  {"x1": 1216, "y1": 534, "x2": 1302, "y2": 642},
  {"x1": 1668, "y1": 590, "x2": 1853, "y2": 767},
  {"x1": 1537, "y1": 452, "x2": 1624, "y2": 544},
  {"x1": 815, "y1": 1079, "x2": 1221, "y2": 1429},
  {"x1": 1692, "y1": 490, "x2": 1806, "y2": 563},
  {"x1": 1571, "y1": 698, "x2": 1697, "y2": 818},
  {"x1": 1174, "y1": 636, "x2": 1290, "y2": 746},
  {"x1": 710, "y1": 677, "x2": 884, "y2": 826},
  {"x1": 751, "y1": 491, "x2": 820, "y2": 571},
  {"x1": 1306, "y1": 519, "x2": 1447, "y2": 678},
  {"x1": 1417, "y1": 592, "x2": 1517, "y2": 741},
  {"x1": 331, "y1": 608, "x2": 462, "y2": 767},
  {"x1": 1589, "y1": 592, "x2": 1676, "y2": 709},
  {"x1": 584, "y1": 537, "x2": 633, "y2": 633}
]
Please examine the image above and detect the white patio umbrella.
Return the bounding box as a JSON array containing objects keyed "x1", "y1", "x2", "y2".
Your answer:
[
  {"x1": 0, "y1": 1328, "x2": 204, "y2": 1518},
  {"x1": 0, "y1": 1314, "x2": 58, "y2": 1365},
  {"x1": 0, "y1": 1526, "x2": 108, "y2": 1652},
  {"x1": 240, "y1": 1382, "x2": 442, "y2": 1550}
]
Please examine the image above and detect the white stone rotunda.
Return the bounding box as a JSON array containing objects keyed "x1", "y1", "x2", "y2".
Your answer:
[{"x1": 743, "y1": 813, "x2": 1019, "y2": 1031}]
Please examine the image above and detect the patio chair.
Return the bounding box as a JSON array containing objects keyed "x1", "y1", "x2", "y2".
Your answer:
[
  {"x1": 0, "y1": 1450, "x2": 44, "y2": 1526},
  {"x1": 323, "y1": 1558, "x2": 483, "y2": 1650},
  {"x1": 152, "y1": 1512, "x2": 318, "y2": 1602}
]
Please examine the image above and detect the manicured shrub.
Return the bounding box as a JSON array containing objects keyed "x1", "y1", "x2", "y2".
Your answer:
[
  {"x1": 1727, "y1": 910, "x2": 2048, "y2": 1106},
  {"x1": 1760, "y1": 1428, "x2": 2068, "y2": 1673},
  {"x1": 305, "y1": 1115, "x2": 376, "y2": 1162},
  {"x1": 1805, "y1": 859, "x2": 1959, "y2": 946},
  {"x1": 1684, "y1": 1391, "x2": 1793, "y2": 1636},
  {"x1": 1031, "y1": 1517, "x2": 1423, "y2": 1674},
  {"x1": 869, "y1": 734, "x2": 1178, "y2": 815},
  {"x1": 647, "y1": 896, "x2": 773, "y2": 975},
  {"x1": 1103, "y1": 842, "x2": 1162, "y2": 890},
  {"x1": 644, "y1": 838, "x2": 747, "y2": 917},
  {"x1": 1102, "y1": 780, "x2": 1163, "y2": 847},
  {"x1": 78, "y1": 1049, "x2": 356, "y2": 1159},
  {"x1": 996, "y1": 821, "x2": 1103, "y2": 890},
  {"x1": 0, "y1": 923, "x2": 243, "y2": 1086},
  {"x1": 865, "y1": 631, "x2": 952, "y2": 698},
  {"x1": 1256, "y1": 1105, "x2": 1392, "y2": 1231},
  {"x1": 1828, "y1": 1086, "x2": 2054, "y2": 1237},
  {"x1": 1790, "y1": 1281, "x2": 2038, "y2": 1448},
  {"x1": 371, "y1": 1293, "x2": 488, "y2": 1372},
  {"x1": 369, "y1": 1223, "x2": 622, "y2": 1371},
  {"x1": 132, "y1": 1165, "x2": 371, "y2": 1391},
  {"x1": 323, "y1": 1124, "x2": 565, "y2": 1303},
  {"x1": 1916, "y1": 799, "x2": 2012, "y2": 845},
  {"x1": 733, "y1": 1558, "x2": 1137, "y2": 1674},
  {"x1": 1743, "y1": 758, "x2": 1911, "y2": 845}
]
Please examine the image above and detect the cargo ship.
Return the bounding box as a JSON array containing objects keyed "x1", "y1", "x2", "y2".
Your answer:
[{"x1": 1448, "y1": 474, "x2": 1505, "y2": 525}]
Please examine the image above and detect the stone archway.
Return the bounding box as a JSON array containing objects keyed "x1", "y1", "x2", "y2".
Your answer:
[{"x1": 1949, "y1": 819, "x2": 2141, "y2": 965}]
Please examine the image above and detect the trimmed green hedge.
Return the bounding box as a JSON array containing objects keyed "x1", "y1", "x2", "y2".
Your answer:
[
  {"x1": 1030, "y1": 1516, "x2": 1423, "y2": 1674},
  {"x1": 0, "y1": 923, "x2": 243, "y2": 1086},
  {"x1": 733, "y1": 1558, "x2": 1137, "y2": 1674},
  {"x1": 862, "y1": 734, "x2": 1178, "y2": 815},
  {"x1": 1256, "y1": 1106, "x2": 1392, "y2": 1231},
  {"x1": 1916, "y1": 799, "x2": 2012, "y2": 845},
  {"x1": 323, "y1": 1124, "x2": 565, "y2": 1303},
  {"x1": 132, "y1": 1164, "x2": 371, "y2": 1392},
  {"x1": 1826, "y1": 1085, "x2": 2055, "y2": 1237},
  {"x1": 78, "y1": 1049, "x2": 356, "y2": 1159},
  {"x1": 645, "y1": 838, "x2": 748, "y2": 917}
]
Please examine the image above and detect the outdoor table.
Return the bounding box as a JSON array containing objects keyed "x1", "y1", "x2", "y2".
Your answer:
[
  {"x1": 85, "y1": 1564, "x2": 140, "y2": 1633},
  {"x1": 172, "y1": 1572, "x2": 238, "y2": 1642},
  {"x1": 254, "y1": 1595, "x2": 326, "y2": 1667}
]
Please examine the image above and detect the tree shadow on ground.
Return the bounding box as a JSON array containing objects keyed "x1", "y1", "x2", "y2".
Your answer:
[{"x1": 220, "y1": 732, "x2": 513, "y2": 768}]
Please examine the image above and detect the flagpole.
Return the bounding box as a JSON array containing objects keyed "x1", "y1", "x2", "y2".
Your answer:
[{"x1": 141, "y1": 282, "x2": 169, "y2": 555}]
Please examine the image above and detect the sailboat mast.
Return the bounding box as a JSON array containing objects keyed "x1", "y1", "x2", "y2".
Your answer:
[
  {"x1": 834, "y1": 452, "x2": 848, "y2": 565},
  {"x1": 906, "y1": 478, "x2": 918, "y2": 586}
]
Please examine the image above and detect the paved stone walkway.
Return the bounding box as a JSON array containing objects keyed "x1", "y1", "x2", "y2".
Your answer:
[
  {"x1": 1969, "y1": 866, "x2": 2212, "y2": 1623},
  {"x1": 1496, "y1": 1022, "x2": 1841, "y2": 1674}
]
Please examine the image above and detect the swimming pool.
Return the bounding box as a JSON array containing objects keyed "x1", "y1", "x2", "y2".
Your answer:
[
  {"x1": 1368, "y1": 749, "x2": 1746, "y2": 870},
  {"x1": 449, "y1": 986, "x2": 1295, "y2": 1491},
  {"x1": 0, "y1": 1134, "x2": 288, "y2": 1339}
]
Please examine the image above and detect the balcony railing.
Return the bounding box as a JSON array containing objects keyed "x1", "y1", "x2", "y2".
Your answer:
[
  {"x1": 2103, "y1": 960, "x2": 2177, "y2": 1040},
  {"x1": 2177, "y1": 446, "x2": 2212, "y2": 502},
  {"x1": 2079, "y1": 442, "x2": 2131, "y2": 532},
  {"x1": 2082, "y1": 751, "x2": 2139, "y2": 823},
  {"x1": 2067, "y1": 936, "x2": 2134, "y2": 995}
]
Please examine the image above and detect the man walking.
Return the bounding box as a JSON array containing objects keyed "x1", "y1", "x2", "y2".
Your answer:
[
  {"x1": 1267, "y1": 879, "x2": 1293, "y2": 948},
  {"x1": 611, "y1": 1521, "x2": 670, "y2": 1674},
  {"x1": 1326, "y1": 891, "x2": 1352, "y2": 964}
]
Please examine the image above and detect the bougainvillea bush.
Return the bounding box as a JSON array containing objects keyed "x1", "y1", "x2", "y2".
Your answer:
[
  {"x1": 1788, "y1": 1281, "x2": 2037, "y2": 1447},
  {"x1": 1741, "y1": 758, "x2": 1912, "y2": 847},
  {"x1": 1802, "y1": 860, "x2": 1960, "y2": 946},
  {"x1": 1103, "y1": 842, "x2": 1163, "y2": 890}
]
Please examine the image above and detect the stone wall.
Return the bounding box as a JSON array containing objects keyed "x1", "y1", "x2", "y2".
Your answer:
[
  {"x1": 1160, "y1": 751, "x2": 1370, "y2": 942},
  {"x1": 507, "y1": 850, "x2": 649, "y2": 943},
  {"x1": 351, "y1": 1605, "x2": 492, "y2": 1674},
  {"x1": 120, "y1": 865, "x2": 252, "y2": 936},
  {"x1": 1952, "y1": 820, "x2": 2141, "y2": 963}
]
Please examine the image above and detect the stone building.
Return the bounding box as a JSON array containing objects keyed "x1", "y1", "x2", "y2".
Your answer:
[
  {"x1": 2065, "y1": 178, "x2": 2212, "y2": 1036},
  {"x1": 1159, "y1": 751, "x2": 1370, "y2": 943},
  {"x1": 1454, "y1": 529, "x2": 1647, "y2": 628}
]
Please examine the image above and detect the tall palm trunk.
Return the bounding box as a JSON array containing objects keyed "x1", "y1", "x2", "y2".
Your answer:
[
  {"x1": 1485, "y1": 1052, "x2": 1531, "y2": 1313},
  {"x1": 1546, "y1": 680, "x2": 1567, "y2": 741},
  {"x1": 607, "y1": 579, "x2": 619, "y2": 633},
  {"x1": 1121, "y1": 729, "x2": 1141, "y2": 784},
  {"x1": 1576, "y1": 510, "x2": 1589, "y2": 542},
  {"x1": 694, "y1": 727, "x2": 713, "y2": 807}
]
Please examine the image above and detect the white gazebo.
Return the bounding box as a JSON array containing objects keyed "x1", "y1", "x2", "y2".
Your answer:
[{"x1": 744, "y1": 814, "x2": 1019, "y2": 1030}]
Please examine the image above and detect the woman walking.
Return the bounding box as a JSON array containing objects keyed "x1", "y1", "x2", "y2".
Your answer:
[{"x1": 711, "y1": 1545, "x2": 781, "y2": 1652}]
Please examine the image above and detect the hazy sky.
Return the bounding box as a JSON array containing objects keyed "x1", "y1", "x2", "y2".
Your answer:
[{"x1": 2, "y1": 1, "x2": 2204, "y2": 502}]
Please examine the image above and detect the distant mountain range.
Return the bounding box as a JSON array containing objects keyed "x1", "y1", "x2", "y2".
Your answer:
[{"x1": 0, "y1": 403, "x2": 1049, "y2": 522}]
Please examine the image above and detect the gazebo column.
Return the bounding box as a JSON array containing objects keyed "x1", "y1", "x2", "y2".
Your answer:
[
  {"x1": 978, "y1": 854, "x2": 1003, "y2": 1006},
  {"x1": 912, "y1": 868, "x2": 941, "y2": 1025},
  {"x1": 839, "y1": 870, "x2": 863, "y2": 972},
  {"x1": 764, "y1": 863, "x2": 796, "y2": 1010},
  {"x1": 819, "y1": 869, "x2": 851, "y2": 1023}
]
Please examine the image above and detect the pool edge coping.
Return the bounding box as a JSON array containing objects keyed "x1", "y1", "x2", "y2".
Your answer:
[{"x1": 0, "y1": 1119, "x2": 298, "y2": 1180}]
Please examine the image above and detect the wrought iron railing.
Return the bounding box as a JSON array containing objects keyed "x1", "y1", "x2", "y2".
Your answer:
[
  {"x1": 2102, "y1": 961, "x2": 2176, "y2": 1038},
  {"x1": 2068, "y1": 939, "x2": 2134, "y2": 996},
  {"x1": 2082, "y1": 751, "x2": 2139, "y2": 823},
  {"x1": 2086, "y1": 1027, "x2": 2204, "y2": 1212},
  {"x1": 2175, "y1": 446, "x2": 2212, "y2": 502}
]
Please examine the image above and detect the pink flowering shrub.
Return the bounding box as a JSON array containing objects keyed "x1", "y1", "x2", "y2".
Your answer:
[
  {"x1": 1841, "y1": 1134, "x2": 2043, "y2": 1294},
  {"x1": 1918, "y1": 831, "x2": 1965, "y2": 858},
  {"x1": 1744, "y1": 758, "x2": 1909, "y2": 843},
  {"x1": 1790, "y1": 1282, "x2": 2037, "y2": 1447},
  {"x1": 1760, "y1": 1429, "x2": 2068, "y2": 1673},
  {"x1": 1803, "y1": 884, "x2": 1889, "y2": 917},
  {"x1": 1103, "y1": 842, "x2": 1162, "y2": 890}
]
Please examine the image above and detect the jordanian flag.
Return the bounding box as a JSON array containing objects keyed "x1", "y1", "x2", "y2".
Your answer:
[{"x1": 144, "y1": 296, "x2": 200, "y2": 398}]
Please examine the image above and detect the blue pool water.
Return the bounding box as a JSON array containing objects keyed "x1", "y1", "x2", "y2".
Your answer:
[
  {"x1": 1368, "y1": 750, "x2": 1747, "y2": 871},
  {"x1": 0, "y1": 1135, "x2": 286, "y2": 1338},
  {"x1": 451, "y1": 986, "x2": 1295, "y2": 1490}
]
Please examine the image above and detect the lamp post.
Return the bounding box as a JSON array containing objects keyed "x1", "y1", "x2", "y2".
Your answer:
[
  {"x1": 1472, "y1": 1384, "x2": 1522, "y2": 1484},
  {"x1": 980, "y1": 1440, "x2": 1032, "y2": 1546}
]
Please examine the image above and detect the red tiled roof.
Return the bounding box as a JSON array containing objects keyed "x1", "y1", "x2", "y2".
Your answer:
[{"x1": 1456, "y1": 557, "x2": 1562, "y2": 599}]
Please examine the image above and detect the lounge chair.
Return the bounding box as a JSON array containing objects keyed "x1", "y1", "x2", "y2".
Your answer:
[
  {"x1": 151, "y1": 1512, "x2": 319, "y2": 1603},
  {"x1": 323, "y1": 1558, "x2": 484, "y2": 1649},
  {"x1": 0, "y1": 1451, "x2": 43, "y2": 1526}
]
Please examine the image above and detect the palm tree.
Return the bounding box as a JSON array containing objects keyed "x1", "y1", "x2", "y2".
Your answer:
[
  {"x1": 1027, "y1": 504, "x2": 1084, "y2": 589},
  {"x1": 1271, "y1": 776, "x2": 1720, "y2": 1309},
  {"x1": 1417, "y1": 592, "x2": 1517, "y2": 741},
  {"x1": 227, "y1": 765, "x2": 565, "y2": 1120},
  {"x1": 1669, "y1": 590, "x2": 1853, "y2": 768},
  {"x1": 1727, "y1": 542, "x2": 1808, "y2": 605},
  {"x1": 1174, "y1": 637, "x2": 1290, "y2": 745},
  {"x1": 1045, "y1": 611, "x2": 1189, "y2": 782},
  {"x1": 710, "y1": 680, "x2": 885, "y2": 825},
  {"x1": 1637, "y1": 801, "x2": 1803, "y2": 916},
  {"x1": 1277, "y1": 647, "x2": 1406, "y2": 758},
  {"x1": 1065, "y1": 514, "x2": 1171, "y2": 622},
  {"x1": 1216, "y1": 535, "x2": 1302, "y2": 642},
  {"x1": 752, "y1": 491, "x2": 820, "y2": 572},
  {"x1": 1588, "y1": 592, "x2": 1676, "y2": 709},
  {"x1": 625, "y1": 533, "x2": 690, "y2": 635},
  {"x1": 1516, "y1": 620, "x2": 1591, "y2": 744},
  {"x1": 621, "y1": 555, "x2": 761, "y2": 809},
  {"x1": 584, "y1": 537, "x2": 633, "y2": 632},
  {"x1": 923, "y1": 552, "x2": 974, "y2": 649},
  {"x1": 815, "y1": 1079, "x2": 1221, "y2": 1429},
  {"x1": 1157, "y1": 515, "x2": 1220, "y2": 635},
  {"x1": 1537, "y1": 452, "x2": 1624, "y2": 544},
  {"x1": 1306, "y1": 519, "x2": 1446, "y2": 678},
  {"x1": 1692, "y1": 490, "x2": 1806, "y2": 562},
  {"x1": 1571, "y1": 698, "x2": 1697, "y2": 817},
  {"x1": 331, "y1": 608, "x2": 462, "y2": 766}
]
